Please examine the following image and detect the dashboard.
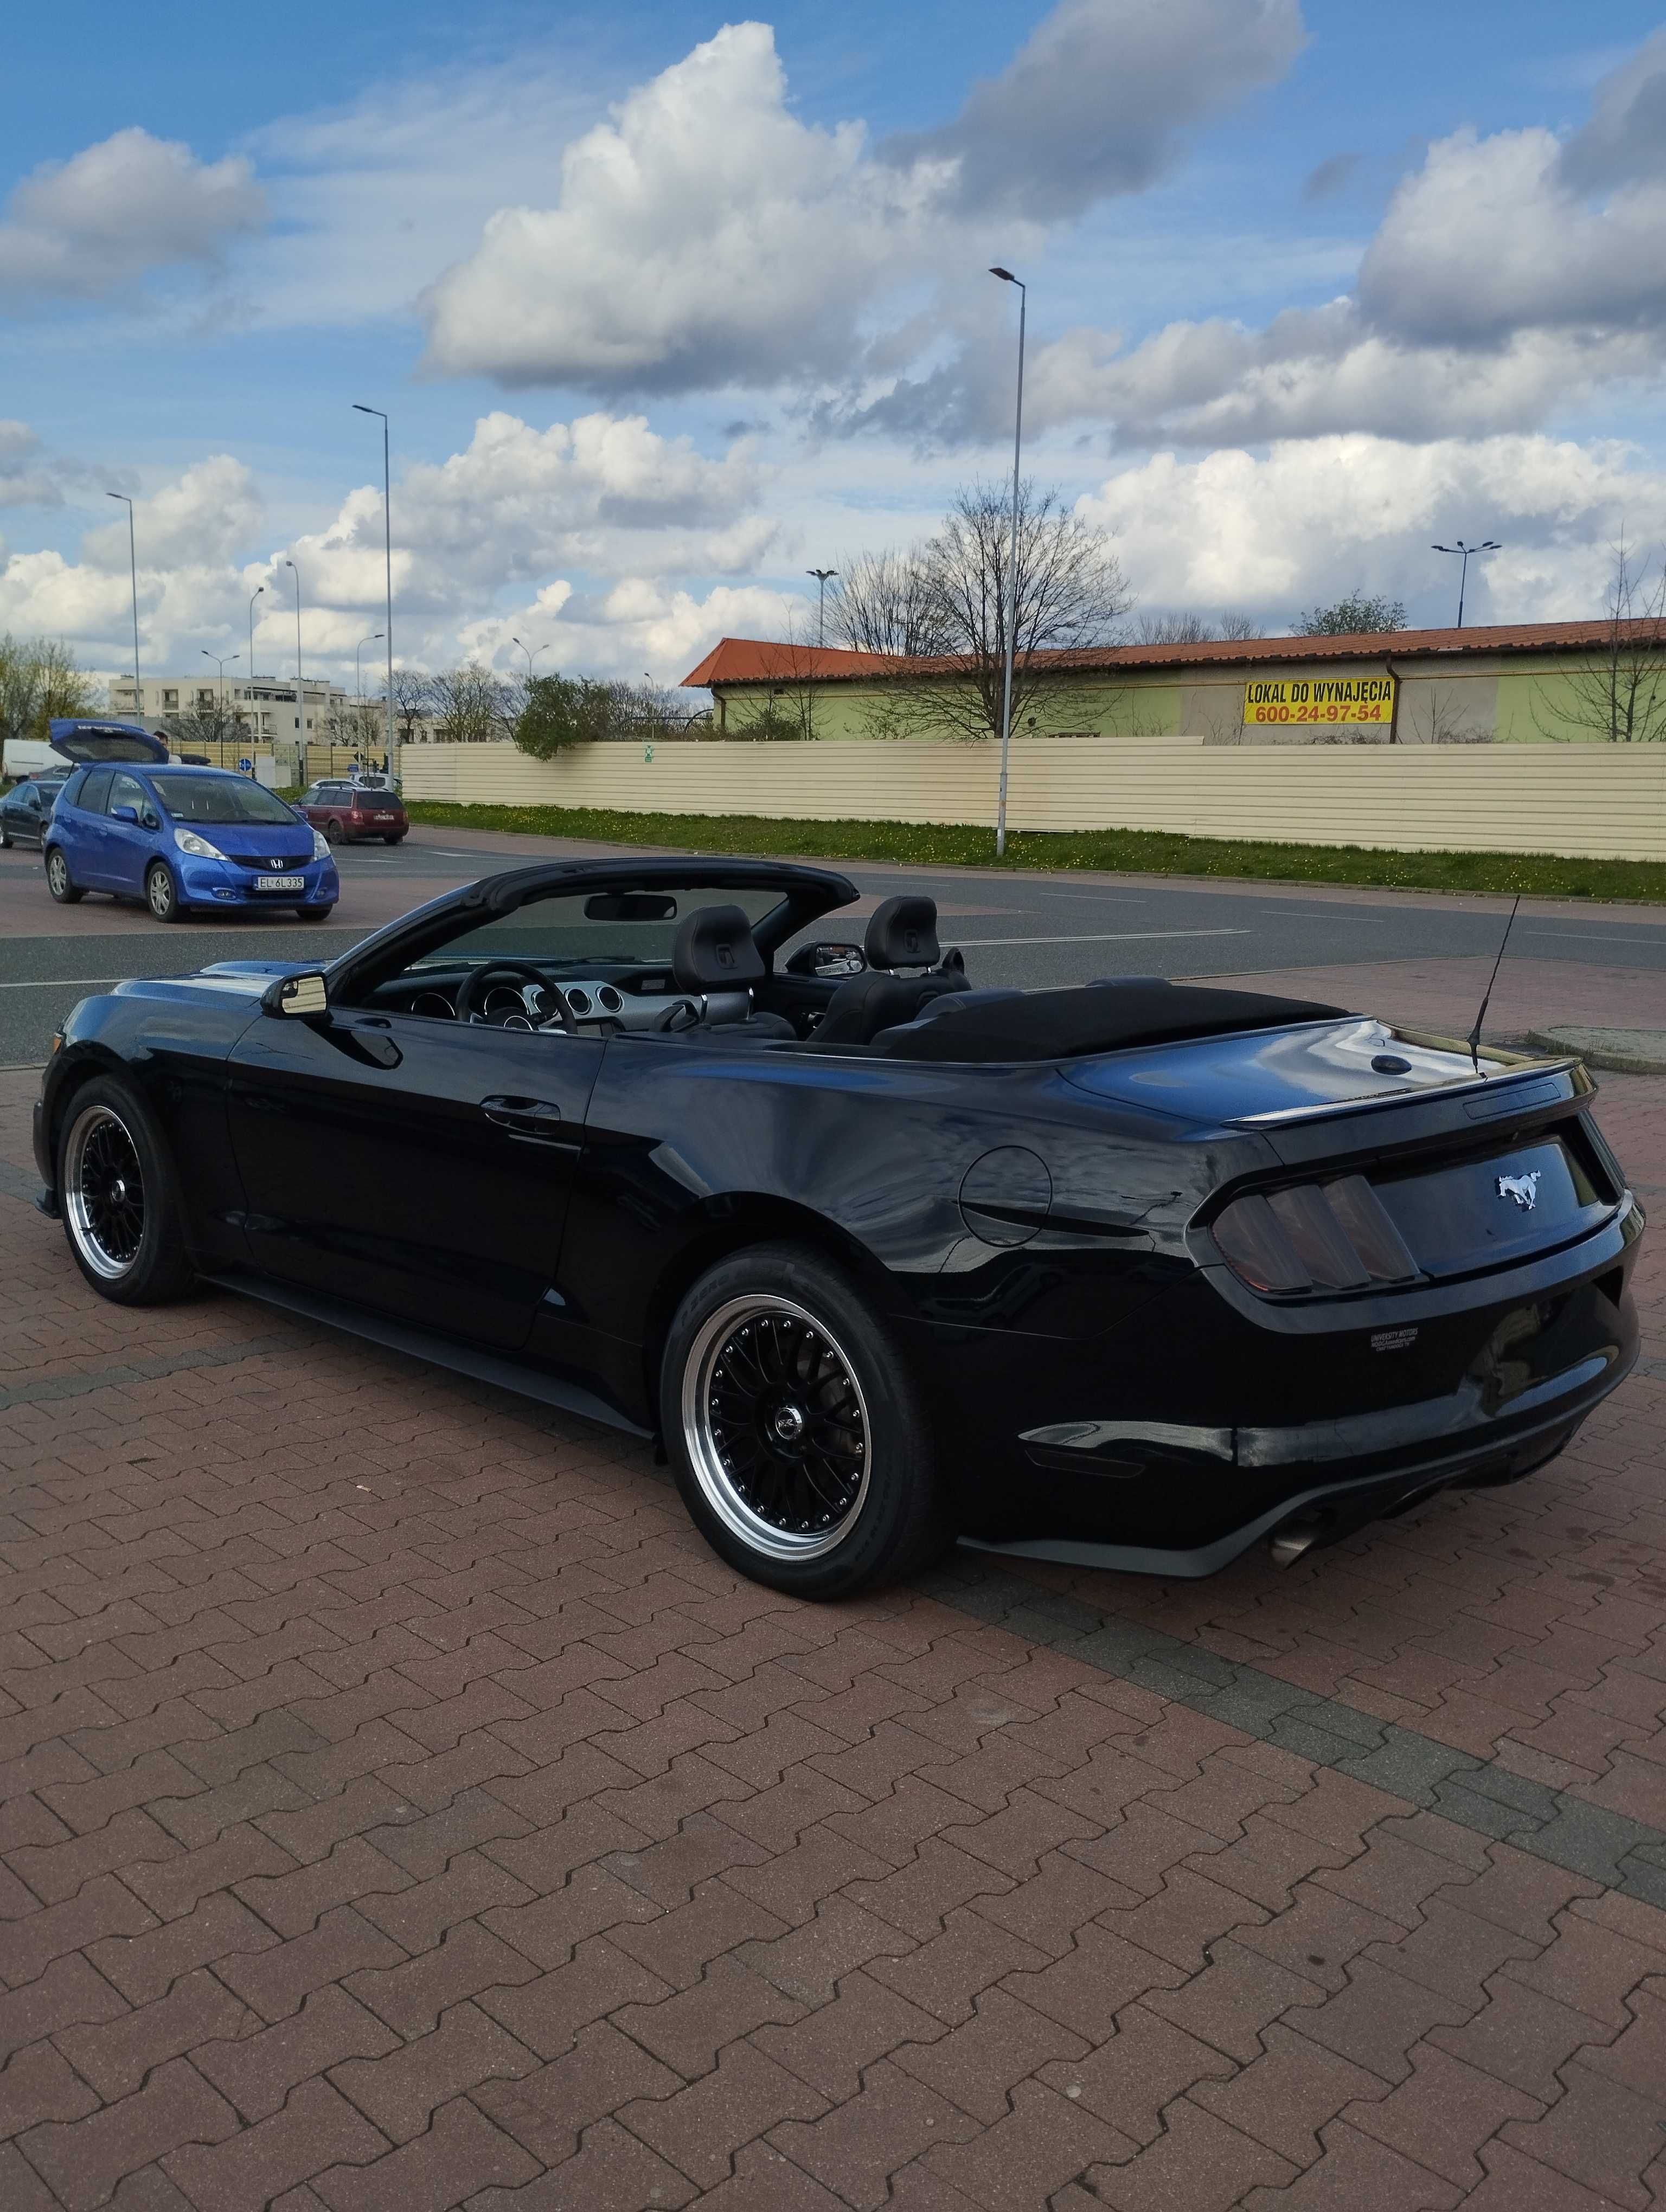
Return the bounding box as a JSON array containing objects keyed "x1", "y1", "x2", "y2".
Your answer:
[{"x1": 384, "y1": 965, "x2": 702, "y2": 1034}]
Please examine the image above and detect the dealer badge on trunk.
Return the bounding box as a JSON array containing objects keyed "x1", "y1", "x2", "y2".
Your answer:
[{"x1": 1496, "y1": 1171, "x2": 1540, "y2": 1210}]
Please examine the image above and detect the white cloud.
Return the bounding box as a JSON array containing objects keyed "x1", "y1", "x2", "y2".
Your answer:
[
  {"x1": 0, "y1": 410, "x2": 780, "y2": 686},
  {"x1": 1357, "y1": 125, "x2": 1666, "y2": 348},
  {"x1": 0, "y1": 128, "x2": 265, "y2": 305},
  {"x1": 421, "y1": 7, "x2": 1308, "y2": 395},
  {"x1": 1079, "y1": 432, "x2": 1665, "y2": 624},
  {"x1": 888, "y1": 0, "x2": 1305, "y2": 220}
]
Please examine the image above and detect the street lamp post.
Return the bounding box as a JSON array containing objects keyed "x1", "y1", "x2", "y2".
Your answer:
[
  {"x1": 248, "y1": 586, "x2": 264, "y2": 681},
  {"x1": 989, "y1": 267, "x2": 1027, "y2": 859},
  {"x1": 106, "y1": 493, "x2": 140, "y2": 699},
  {"x1": 1432, "y1": 539, "x2": 1501, "y2": 629},
  {"x1": 201, "y1": 649, "x2": 239, "y2": 710},
  {"x1": 806, "y1": 568, "x2": 837, "y2": 650},
  {"x1": 356, "y1": 632, "x2": 384, "y2": 705},
  {"x1": 284, "y1": 560, "x2": 304, "y2": 758},
  {"x1": 353, "y1": 404, "x2": 395, "y2": 771},
  {"x1": 511, "y1": 636, "x2": 549, "y2": 678}
]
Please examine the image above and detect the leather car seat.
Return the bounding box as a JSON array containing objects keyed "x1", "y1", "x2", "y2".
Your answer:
[
  {"x1": 811, "y1": 896, "x2": 970, "y2": 1046},
  {"x1": 668, "y1": 904, "x2": 796, "y2": 1040}
]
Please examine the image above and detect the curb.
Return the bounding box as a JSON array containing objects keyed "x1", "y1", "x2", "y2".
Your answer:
[{"x1": 1525, "y1": 1025, "x2": 1666, "y2": 1076}]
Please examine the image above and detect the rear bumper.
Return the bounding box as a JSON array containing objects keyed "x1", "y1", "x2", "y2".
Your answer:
[{"x1": 919, "y1": 1200, "x2": 1642, "y2": 1573}]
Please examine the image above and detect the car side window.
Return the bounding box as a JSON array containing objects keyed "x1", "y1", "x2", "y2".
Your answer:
[
  {"x1": 79, "y1": 767, "x2": 114, "y2": 814},
  {"x1": 108, "y1": 773, "x2": 149, "y2": 818},
  {"x1": 58, "y1": 768, "x2": 86, "y2": 808}
]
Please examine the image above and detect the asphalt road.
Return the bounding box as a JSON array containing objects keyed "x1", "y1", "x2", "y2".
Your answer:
[{"x1": 3, "y1": 824, "x2": 1664, "y2": 1065}]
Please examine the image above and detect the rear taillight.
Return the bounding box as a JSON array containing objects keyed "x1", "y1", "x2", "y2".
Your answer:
[{"x1": 1213, "y1": 1174, "x2": 1418, "y2": 1295}]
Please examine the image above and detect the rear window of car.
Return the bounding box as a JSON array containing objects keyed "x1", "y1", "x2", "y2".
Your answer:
[
  {"x1": 353, "y1": 792, "x2": 401, "y2": 808},
  {"x1": 148, "y1": 773, "x2": 303, "y2": 826},
  {"x1": 78, "y1": 767, "x2": 115, "y2": 813},
  {"x1": 57, "y1": 768, "x2": 87, "y2": 806}
]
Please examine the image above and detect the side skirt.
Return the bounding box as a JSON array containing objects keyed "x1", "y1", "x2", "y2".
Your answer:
[{"x1": 203, "y1": 1268, "x2": 652, "y2": 1439}]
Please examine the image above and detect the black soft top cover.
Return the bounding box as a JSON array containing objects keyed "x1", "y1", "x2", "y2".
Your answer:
[{"x1": 867, "y1": 980, "x2": 1348, "y2": 1062}]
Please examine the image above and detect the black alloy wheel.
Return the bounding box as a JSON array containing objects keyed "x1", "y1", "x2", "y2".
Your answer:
[
  {"x1": 57, "y1": 1079, "x2": 195, "y2": 1304},
  {"x1": 661, "y1": 1243, "x2": 950, "y2": 1598},
  {"x1": 46, "y1": 847, "x2": 84, "y2": 903}
]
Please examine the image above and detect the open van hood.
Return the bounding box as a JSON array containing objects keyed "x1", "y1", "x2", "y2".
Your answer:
[{"x1": 48, "y1": 718, "x2": 170, "y2": 764}]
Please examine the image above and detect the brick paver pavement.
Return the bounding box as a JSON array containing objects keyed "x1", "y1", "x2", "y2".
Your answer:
[{"x1": 2, "y1": 1020, "x2": 1664, "y2": 2210}]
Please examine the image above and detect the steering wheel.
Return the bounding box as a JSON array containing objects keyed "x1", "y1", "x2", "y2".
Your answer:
[{"x1": 456, "y1": 961, "x2": 574, "y2": 1032}]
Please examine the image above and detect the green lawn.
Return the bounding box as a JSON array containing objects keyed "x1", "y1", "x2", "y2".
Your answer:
[{"x1": 402, "y1": 799, "x2": 1666, "y2": 904}]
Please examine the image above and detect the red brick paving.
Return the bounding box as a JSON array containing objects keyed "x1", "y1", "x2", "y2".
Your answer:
[{"x1": 3, "y1": 1024, "x2": 1665, "y2": 2208}]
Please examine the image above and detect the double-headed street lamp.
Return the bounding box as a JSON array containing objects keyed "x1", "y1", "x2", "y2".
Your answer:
[
  {"x1": 353, "y1": 403, "x2": 395, "y2": 769},
  {"x1": 1432, "y1": 538, "x2": 1501, "y2": 629},
  {"x1": 201, "y1": 649, "x2": 239, "y2": 710},
  {"x1": 989, "y1": 266, "x2": 1027, "y2": 859},
  {"x1": 511, "y1": 636, "x2": 549, "y2": 678},
  {"x1": 806, "y1": 568, "x2": 837, "y2": 649},
  {"x1": 106, "y1": 492, "x2": 140, "y2": 695}
]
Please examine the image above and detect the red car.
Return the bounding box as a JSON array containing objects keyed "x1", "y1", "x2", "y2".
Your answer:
[{"x1": 298, "y1": 779, "x2": 407, "y2": 845}]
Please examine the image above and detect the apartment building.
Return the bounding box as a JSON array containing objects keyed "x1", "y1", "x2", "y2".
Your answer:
[{"x1": 106, "y1": 675, "x2": 354, "y2": 741}]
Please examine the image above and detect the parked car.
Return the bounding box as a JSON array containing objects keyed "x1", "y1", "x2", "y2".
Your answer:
[
  {"x1": 32, "y1": 858, "x2": 1642, "y2": 1600},
  {"x1": 0, "y1": 770, "x2": 69, "y2": 849},
  {"x1": 41, "y1": 719, "x2": 338, "y2": 923},
  {"x1": 298, "y1": 780, "x2": 407, "y2": 845}
]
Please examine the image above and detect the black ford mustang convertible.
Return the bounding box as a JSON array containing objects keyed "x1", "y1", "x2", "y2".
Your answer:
[{"x1": 34, "y1": 857, "x2": 1642, "y2": 1597}]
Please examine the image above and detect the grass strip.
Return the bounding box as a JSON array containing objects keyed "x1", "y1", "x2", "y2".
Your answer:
[{"x1": 402, "y1": 799, "x2": 1666, "y2": 904}]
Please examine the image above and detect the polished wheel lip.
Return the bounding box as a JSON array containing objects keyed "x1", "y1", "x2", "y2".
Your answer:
[
  {"x1": 682, "y1": 1293, "x2": 872, "y2": 1563},
  {"x1": 63, "y1": 1103, "x2": 145, "y2": 1281}
]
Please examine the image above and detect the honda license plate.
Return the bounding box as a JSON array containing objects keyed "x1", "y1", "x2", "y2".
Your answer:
[{"x1": 254, "y1": 874, "x2": 305, "y2": 891}]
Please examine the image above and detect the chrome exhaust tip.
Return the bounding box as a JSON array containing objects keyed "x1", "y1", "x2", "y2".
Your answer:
[{"x1": 1268, "y1": 1522, "x2": 1322, "y2": 1570}]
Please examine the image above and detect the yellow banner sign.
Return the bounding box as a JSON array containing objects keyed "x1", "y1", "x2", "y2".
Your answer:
[{"x1": 1243, "y1": 674, "x2": 1395, "y2": 728}]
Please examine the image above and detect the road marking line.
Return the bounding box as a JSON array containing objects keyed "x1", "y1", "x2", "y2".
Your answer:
[
  {"x1": 1523, "y1": 929, "x2": 1666, "y2": 944},
  {"x1": 0, "y1": 978, "x2": 127, "y2": 990},
  {"x1": 950, "y1": 929, "x2": 1251, "y2": 948}
]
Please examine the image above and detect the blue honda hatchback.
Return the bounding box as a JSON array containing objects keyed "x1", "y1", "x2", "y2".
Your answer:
[{"x1": 42, "y1": 720, "x2": 338, "y2": 924}]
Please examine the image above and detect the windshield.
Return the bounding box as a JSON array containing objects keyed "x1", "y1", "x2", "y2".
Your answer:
[
  {"x1": 412, "y1": 884, "x2": 788, "y2": 972},
  {"x1": 148, "y1": 773, "x2": 302, "y2": 826}
]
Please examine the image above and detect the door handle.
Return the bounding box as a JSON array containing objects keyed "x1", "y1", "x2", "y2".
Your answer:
[{"x1": 482, "y1": 1095, "x2": 567, "y2": 1140}]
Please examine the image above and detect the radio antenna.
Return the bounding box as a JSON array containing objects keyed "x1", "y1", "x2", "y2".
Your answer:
[{"x1": 1468, "y1": 893, "x2": 1521, "y2": 1075}]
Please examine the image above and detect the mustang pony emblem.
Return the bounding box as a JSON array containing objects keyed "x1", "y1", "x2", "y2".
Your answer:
[{"x1": 1496, "y1": 1171, "x2": 1540, "y2": 1210}]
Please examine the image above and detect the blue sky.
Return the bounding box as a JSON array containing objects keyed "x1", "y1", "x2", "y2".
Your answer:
[{"x1": 4, "y1": 1, "x2": 1666, "y2": 688}]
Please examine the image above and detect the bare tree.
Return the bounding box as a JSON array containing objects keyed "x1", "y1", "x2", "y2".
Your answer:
[
  {"x1": 381, "y1": 668, "x2": 434, "y2": 743},
  {"x1": 865, "y1": 480, "x2": 1131, "y2": 743},
  {"x1": 829, "y1": 550, "x2": 953, "y2": 658},
  {"x1": 1294, "y1": 591, "x2": 1406, "y2": 636},
  {"x1": 161, "y1": 696, "x2": 246, "y2": 753},
  {"x1": 1218, "y1": 612, "x2": 1262, "y2": 641},
  {"x1": 1133, "y1": 611, "x2": 1218, "y2": 646},
  {"x1": 427, "y1": 664, "x2": 515, "y2": 743},
  {"x1": 1537, "y1": 539, "x2": 1666, "y2": 743}
]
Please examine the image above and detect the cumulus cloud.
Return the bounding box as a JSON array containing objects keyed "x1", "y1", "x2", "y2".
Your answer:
[
  {"x1": 0, "y1": 410, "x2": 778, "y2": 685},
  {"x1": 887, "y1": 0, "x2": 1305, "y2": 220},
  {"x1": 0, "y1": 128, "x2": 265, "y2": 305},
  {"x1": 1079, "y1": 432, "x2": 1664, "y2": 625},
  {"x1": 421, "y1": 8, "x2": 1307, "y2": 394}
]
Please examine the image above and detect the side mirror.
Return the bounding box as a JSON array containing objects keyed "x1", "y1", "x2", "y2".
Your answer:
[
  {"x1": 786, "y1": 941, "x2": 867, "y2": 979},
  {"x1": 262, "y1": 970, "x2": 329, "y2": 1019},
  {"x1": 112, "y1": 805, "x2": 138, "y2": 824}
]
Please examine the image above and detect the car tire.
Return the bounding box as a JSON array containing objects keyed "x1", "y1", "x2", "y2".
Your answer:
[
  {"x1": 659, "y1": 1242, "x2": 951, "y2": 1598},
  {"x1": 45, "y1": 847, "x2": 84, "y2": 904},
  {"x1": 145, "y1": 861, "x2": 185, "y2": 923},
  {"x1": 56, "y1": 1077, "x2": 196, "y2": 1306},
  {"x1": 0, "y1": 821, "x2": 11, "y2": 849},
  {"x1": 382, "y1": 834, "x2": 400, "y2": 845},
  {"x1": 324, "y1": 819, "x2": 343, "y2": 844},
  {"x1": 293, "y1": 905, "x2": 332, "y2": 920}
]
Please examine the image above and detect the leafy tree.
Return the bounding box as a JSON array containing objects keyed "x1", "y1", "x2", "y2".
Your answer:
[
  {"x1": 513, "y1": 673, "x2": 616, "y2": 757},
  {"x1": 0, "y1": 634, "x2": 100, "y2": 748},
  {"x1": 1293, "y1": 593, "x2": 1406, "y2": 636}
]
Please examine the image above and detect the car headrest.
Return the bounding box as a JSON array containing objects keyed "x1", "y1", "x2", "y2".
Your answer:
[
  {"x1": 671, "y1": 903, "x2": 766, "y2": 992},
  {"x1": 864, "y1": 895, "x2": 940, "y2": 970}
]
